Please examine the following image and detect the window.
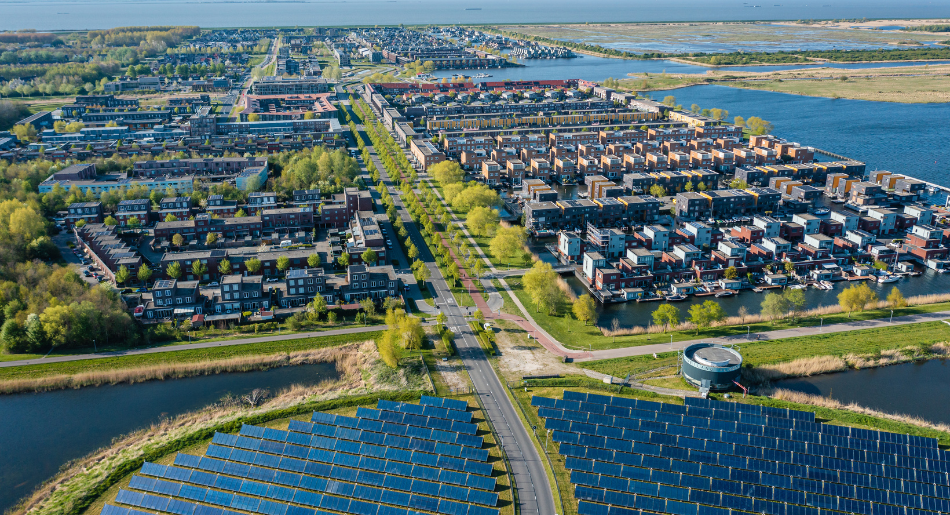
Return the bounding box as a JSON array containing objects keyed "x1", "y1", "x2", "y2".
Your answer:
[{"x1": 176, "y1": 298, "x2": 182, "y2": 305}]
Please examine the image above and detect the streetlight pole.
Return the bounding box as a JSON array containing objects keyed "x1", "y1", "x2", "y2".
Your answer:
[
  {"x1": 670, "y1": 334, "x2": 673, "y2": 349},
  {"x1": 746, "y1": 325, "x2": 750, "y2": 339},
  {"x1": 93, "y1": 339, "x2": 96, "y2": 353},
  {"x1": 820, "y1": 318, "x2": 824, "y2": 331},
  {"x1": 546, "y1": 429, "x2": 551, "y2": 453},
  {"x1": 890, "y1": 309, "x2": 894, "y2": 323}
]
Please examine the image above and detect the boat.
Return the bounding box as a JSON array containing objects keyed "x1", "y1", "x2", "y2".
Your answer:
[
  {"x1": 831, "y1": 198, "x2": 846, "y2": 204},
  {"x1": 820, "y1": 280, "x2": 834, "y2": 289},
  {"x1": 714, "y1": 291, "x2": 734, "y2": 298},
  {"x1": 752, "y1": 287, "x2": 763, "y2": 293},
  {"x1": 814, "y1": 208, "x2": 830, "y2": 215},
  {"x1": 788, "y1": 284, "x2": 807, "y2": 290},
  {"x1": 877, "y1": 274, "x2": 899, "y2": 283},
  {"x1": 665, "y1": 294, "x2": 687, "y2": 302}
]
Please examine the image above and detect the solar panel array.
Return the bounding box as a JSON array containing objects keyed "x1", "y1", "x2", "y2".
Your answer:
[
  {"x1": 533, "y1": 391, "x2": 950, "y2": 515},
  {"x1": 100, "y1": 396, "x2": 500, "y2": 515}
]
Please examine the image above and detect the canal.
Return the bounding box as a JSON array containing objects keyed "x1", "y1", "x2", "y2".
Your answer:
[
  {"x1": 553, "y1": 266, "x2": 950, "y2": 330},
  {"x1": 775, "y1": 359, "x2": 950, "y2": 426},
  {"x1": 0, "y1": 362, "x2": 339, "y2": 514}
]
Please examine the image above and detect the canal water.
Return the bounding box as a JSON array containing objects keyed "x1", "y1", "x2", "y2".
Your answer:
[
  {"x1": 0, "y1": 363, "x2": 339, "y2": 514},
  {"x1": 553, "y1": 267, "x2": 950, "y2": 330},
  {"x1": 774, "y1": 359, "x2": 950, "y2": 426}
]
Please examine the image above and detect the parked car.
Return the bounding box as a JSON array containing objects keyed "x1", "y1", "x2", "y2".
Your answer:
[
  {"x1": 135, "y1": 287, "x2": 148, "y2": 293},
  {"x1": 209, "y1": 281, "x2": 219, "y2": 286}
]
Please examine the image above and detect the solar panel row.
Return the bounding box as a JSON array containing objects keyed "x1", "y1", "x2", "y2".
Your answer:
[
  {"x1": 282, "y1": 421, "x2": 489, "y2": 463},
  {"x1": 309, "y1": 412, "x2": 484, "y2": 449},
  {"x1": 360, "y1": 406, "x2": 479, "y2": 435},
  {"x1": 536, "y1": 393, "x2": 948, "y2": 515},
  {"x1": 377, "y1": 400, "x2": 474, "y2": 424},
  {"x1": 208, "y1": 433, "x2": 497, "y2": 496},
  {"x1": 420, "y1": 395, "x2": 469, "y2": 413},
  {"x1": 533, "y1": 396, "x2": 947, "y2": 463},
  {"x1": 563, "y1": 391, "x2": 815, "y2": 423},
  {"x1": 683, "y1": 397, "x2": 935, "y2": 449},
  {"x1": 282, "y1": 421, "x2": 491, "y2": 477},
  {"x1": 542, "y1": 408, "x2": 950, "y2": 483}
]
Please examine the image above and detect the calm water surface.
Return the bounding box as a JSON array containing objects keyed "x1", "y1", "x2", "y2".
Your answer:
[
  {"x1": 0, "y1": 363, "x2": 338, "y2": 514},
  {"x1": 775, "y1": 359, "x2": 950, "y2": 426},
  {"x1": 4, "y1": 0, "x2": 950, "y2": 31}
]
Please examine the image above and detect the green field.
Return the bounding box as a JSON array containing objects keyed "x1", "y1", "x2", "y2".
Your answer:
[{"x1": 725, "y1": 73, "x2": 950, "y2": 104}]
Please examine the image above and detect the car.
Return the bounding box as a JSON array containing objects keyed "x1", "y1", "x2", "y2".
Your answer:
[
  {"x1": 121, "y1": 288, "x2": 133, "y2": 294},
  {"x1": 135, "y1": 287, "x2": 148, "y2": 293},
  {"x1": 209, "y1": 281, "x2": 219, "y2": 286},
  {"x1": 83, "y1": 271, "x2": 92, "y2": 277},
  {"x1": 386, "y1": 240, "x2": 393, "y2": 247}
]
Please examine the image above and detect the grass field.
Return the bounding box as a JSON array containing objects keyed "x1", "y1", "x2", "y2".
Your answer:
[
  {"x1": 0, "y1": 331, "x2": 381, "y2": 382},
  {"x1": 579, "y1": 320, "x2": 950, "y2": 379},
  {"x1": 725, "y1": 74, "x2": 950, "y2": 103}
]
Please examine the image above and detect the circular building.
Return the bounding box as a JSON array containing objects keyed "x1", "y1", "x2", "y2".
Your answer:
[{"x1": 682, "y1": 343, "x2": 743, "y2": 391}]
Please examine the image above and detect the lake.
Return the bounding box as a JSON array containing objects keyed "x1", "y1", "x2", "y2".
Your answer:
[
  {"x1": 4, "y1": 0, "x2": 950, "y2": 31},
  {"x1": 0, "y1": 363, "x2": 339, "y2": 514},
  {"x1": 775, "y1": 359, "x2": 950, "y2": 426}
]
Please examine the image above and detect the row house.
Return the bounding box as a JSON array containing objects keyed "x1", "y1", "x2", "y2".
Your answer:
[
  {"x1": 293, "y1": 189, "x2": 322, "y2": 208},
  {"x1": 281, "y1": 268, "x2": 328, "y2": 307},
  {"x1": 481, "y1": 161, "x2": 501, "y2": 186},
  {"x1": 115, "y1": 199, "x2": 151, "y2": 226},
  {"x1": 66, "y1": 202, "x2": 104, "y2": 228},
  {"x1": 506, "y1": 160, "x2": 525, "y2": 185},
  {"x1": 154, "y1": 214, "x2": 263, "y2": 241},
  {"x1": 247, "y1": 192, "x2": 278, "y2": 215},
  {"x1": 213, "y1": 275, "x2": 267, "y2": 313},
  {"x1": 144, "y1": 279, "x2": 202, "y2": 319},
  {"x1": 159, "y1": 197, "x2": 193, "y2": 220},
  {"x1": 206, "y1": 195, "x2": 239, "y2": 218}
]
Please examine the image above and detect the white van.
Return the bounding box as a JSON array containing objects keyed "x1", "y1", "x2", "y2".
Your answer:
[{"x1": 280, "y1": 240, "x2": 292, "y2": 248}]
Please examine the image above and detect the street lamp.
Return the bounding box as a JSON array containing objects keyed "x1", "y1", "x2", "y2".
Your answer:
[
  {"x1": 746, "y1": 325, "x2": 751, "y2": 339},
  {"x1": 890, "y1": 309, "x2": 894, "y2": 323},
  {"x1": 820, "y1": 318, "x2": 824, "y2": 331},
  {"x1": 670, "y1": 334, "x2": 673, "y2": 349}
]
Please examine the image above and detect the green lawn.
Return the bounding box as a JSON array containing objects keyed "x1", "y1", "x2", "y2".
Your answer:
[
  {"x1": 0, "y1": 331, "x2": 381, "y2": 382},
  {"x1": 580, "y1": 320, "x2": 950, "y2": 379},
  {"x1": 506, "y1": 273, "x2": 950, "y2": 351},
  {"x1": 492, "y1": 279, "x2": 524, "y2": 317}
]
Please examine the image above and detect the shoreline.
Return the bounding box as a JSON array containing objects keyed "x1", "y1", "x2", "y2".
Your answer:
[{"x1": 662, "y1": 56, "x2": 950, "y2": 68}]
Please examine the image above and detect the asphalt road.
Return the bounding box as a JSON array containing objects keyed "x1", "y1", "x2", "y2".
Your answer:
[{"x1": 358, "y1": 97, "x2": 555, "y2": 515}]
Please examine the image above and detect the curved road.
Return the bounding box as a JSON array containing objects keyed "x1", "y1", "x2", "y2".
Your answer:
[{"x1": 350, "y1": 96, "x2": 556, "y2": 515}]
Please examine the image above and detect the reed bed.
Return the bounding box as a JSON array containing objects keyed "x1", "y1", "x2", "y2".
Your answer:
[
  {"x1": 0, "y1": 347, "x2": 346, "y2": 395},
  {"x1": 768, "y1": 388, "x2": 950, "y2": 433},
  {"x1": 10, "y1": 341, "x2": 425, "y2": 515},
  {"x1": 742, "y1": 342, "x2": 950, "y2": 384}
]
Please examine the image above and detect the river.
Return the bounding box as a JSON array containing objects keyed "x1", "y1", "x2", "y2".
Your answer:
[
  {"x1": 0, "y1": 363, "x2": 339, "y2": 514},
  {"x1": 775, "y1": 359, "x2": 950, "y2": 426},
  {"x1": 5, "y1": 0, "x2": 950, "y2": 31}
]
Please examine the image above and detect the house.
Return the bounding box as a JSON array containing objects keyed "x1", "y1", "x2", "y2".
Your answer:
[
  {"x1": 338, "y1": 265, "x2": 400, "y2": 302},
  {"x1": 66, "y1": 202, "x2": 104, "y2": 228},
  {"x1": 115, "y1": 199, "x2": 151, "y2": 226},
  {"x1": 145, "y1": 279, "x2": 202, "y2": 319},
  {"x1": 206, "y1": 195, "x2": 239, "y2": 218},
  {"x1": 764, "y1": 274, "x2": 788, "y2": 286},
  {"x1": 213, "y1": 274, "x2": 267, "y2": 313},
  {"x1": 159, "y1": 197, "x2": 193, "y2": 221},
  {"x1": 247, "y1": 192, "x2": 278, "y2": 214},
  {"x1": 281, "y1": 268, "x2": 329, "y2": 307}
]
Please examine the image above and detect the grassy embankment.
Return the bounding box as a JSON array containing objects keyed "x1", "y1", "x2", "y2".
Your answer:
[
  {"x1": 0, "y1": 331, "x2": 381, "y2": 394},
  {"x1": 506, "y1": 274, "x2": 950, "y2": 351},
  {"x1": 11, "y1": 341, "x2": 431, "y2": 515},
  {"x1": 580, "y1": 320, "x2": 950, "y2": 381},
  {"x1": 720, "y1": 71, "x2": 950, "y2": 103}
]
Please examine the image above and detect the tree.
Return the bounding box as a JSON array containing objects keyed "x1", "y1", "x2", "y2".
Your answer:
[
  {"x1": 652, "y1": 304, "x2": 680, "y2": 332},
  {"x1": 573, "y1": 294, "x2": 598, "y2": 326},
  {"x1": 171, "y1": 233, "x2": 184, "y2": 248},
  {"x1": 359, "y1": 297, "x2": 377, "y2": 320},
  {"x1": 127, "y1": 216, "x2": 141, "y2": 229},
  {"x1": 115, "y1": 265, "x2": 131, "y2": 285},
  {"x1": 327, "y1": 311, "x2": 338, "y2": 325},
  {"x1": 688, "y1": 300, "x2": 727, "y2": 334},
  {"x1": 244, "y1": 258, "x2": 262, "y2": 274},
  {"x1": 11, "y1": 123, "x2": 37, "y2": 142},
  {"x1": 276, "y1": 256, "x2": 291, "y2": 273},
  {"x1": 728, "y1": 178, "x2": 748, "y2": 189},
  {"x1": 137, "y1": 264, "x2": 153, "y2": 284},
  {"x1": 308, "y1": 253, "x2": 321, "y2": 267},
  {"x1": 745, "y1": 116, "x2": 774, "y2": 136},
  {"x1": 235, "y1": 209, "x2": 247, "y2": 217},
  {"x1": 407, "y1": 244, "x2": 419, "y2": 260},
  {"x1": 472, "y1": 260, "x2": 485, "y2": 280},
  {"x1": 436, "y1": 312, "x2": 447, "y2": 333},
  {"x1": 649, "y1": 184, "x2": 667, "y2": 198},
  {"x1": 164, "y1": 214, "x2": 178, "y2": 222},
  {"x1": 218, "y1": 258, "x2": 232, "y2": 275},
  {"x1": 760, "y1": 292, "x2": 789, "y2": 320},
  {"x1": 466, "y1": 206, "x2": 500, "y2": 237},
  {"x1": 872, "y1": 260, "x2": 889, "y2": 271},
  {"x1": 104, "y1": 215, "x2": 118, "y2": 226},
  {"x1": 192, "y1": 260, "x2": 207, "y2": 279},
  {"x1": 887, "y1": 287, "x2": 907, "y2": 309},
  {"x1": 783, "y1": 288, "x2": 806, "y2": 319},
  {"x1": 429, "y1": 160, "x2": 464, "y2": 187},
  {"x1": 784, "y1": 261, "x2": 795, "y2": 274},
  {"x1": 205, "y1": 232, "x2": 218, "y2": 246},
  {"x1": 838, "y1": 283, "x2": 878, "y2": 317},
  {"x1": 75, "y1": 219, "x2": 86, "y2": 228},
  {"x1": 413, "y1": 261, "x2": 431, "y2": 283},
  {"x1": 310, "y1": 294, "x2": 327, "y2": 320},
  {"x1": 724, "y1": 266, "x2": 738, "y2": 280},
  {"x1": 9, "y1": 206, "x2": 44, "y2": 242},
  {"x1": 489, "y1": 226, "x2": 526, "y2": 267},
  {"x1": 338, "y1": 253, "x2": 350, "y2": 268},
  {"x1": 738, "y1": 306, "x2": 750, "y2": 323},
  {"x1": 522, "y1": 260, "x2": 566, "y2": 315},
  {"x1": 166, "y1": 261, "x2": 183, "y2": 279},
  {"x1": 361, "y1": 249, "x2": 378, "y2": 266},
  {"x1": 733, "y1": 116, "x2": 746, "y2": 128},
  {"x1": 248, "y1": 113, "x2": 260, "y2": 122},
  {"x1": 661, "y1": 95, "x2": 676, "y2": 106}
]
